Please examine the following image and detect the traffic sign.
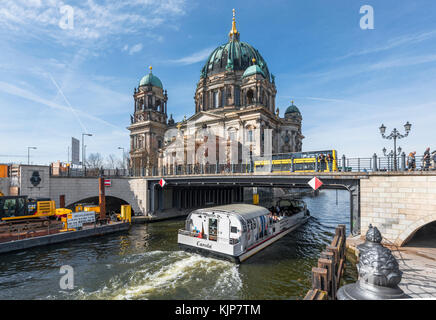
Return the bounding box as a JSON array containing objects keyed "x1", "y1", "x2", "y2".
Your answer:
[
  {"x1": 159, "y1": 178, "x2": 166, "y2": 188},
  {"x1": 308, "y1": 177, "x2": 323, "y2": 190},
  {"x1": 104, "y1": 179, "x2": 111, "y2": 187}
]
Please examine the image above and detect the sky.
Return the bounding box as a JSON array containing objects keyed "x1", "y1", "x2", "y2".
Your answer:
[{"x1": 1, "y1": 0, "x2": 436, "y2": 165}]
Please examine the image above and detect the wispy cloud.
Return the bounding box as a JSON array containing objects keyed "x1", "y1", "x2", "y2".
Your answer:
[
  {"x1": 338, "y1": 30, "x2": 436, "y2": 60},
  {"x1": 0, "y1": 0, "x2": 187, "y2": 47},
  {"x1": 0, "y1": 81, "x2": 118, "y2": 129},
  {"x1": 167, "y1": 47, "x2": 214, "y2": 65},
  {"x1": 128, "y1": 43, "x2": 143, "y2": 55}
]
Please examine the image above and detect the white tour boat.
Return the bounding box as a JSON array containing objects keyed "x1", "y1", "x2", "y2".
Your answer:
[{"x1": 177, "y1": 200, "x2": 310, "y2": 263}]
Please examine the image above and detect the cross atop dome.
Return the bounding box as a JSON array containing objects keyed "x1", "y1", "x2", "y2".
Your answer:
[{"x1": 229, "y1": 9, "x2": 240, "y2": 41}]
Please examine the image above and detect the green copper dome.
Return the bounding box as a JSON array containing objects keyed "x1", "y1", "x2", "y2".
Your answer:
[
  {"x1": 285, "y1": 102, "x2": 301, "y2": 116},
  {"x1": 200, "y1": 41, "x2": 270, "y2": 81},
  {"x1": 139, "y1": 67, "x2": 163, "y2": 89},
  {"x1": 242, "y1": 64, "x2": 266, "y2": 78}
]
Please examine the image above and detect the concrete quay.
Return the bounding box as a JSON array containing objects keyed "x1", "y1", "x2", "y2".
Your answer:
[{"x1": 0, "y1": 221, "x2": 130, "y2": 254}]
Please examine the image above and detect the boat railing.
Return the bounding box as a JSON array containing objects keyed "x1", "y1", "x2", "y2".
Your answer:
[{"x1": 178, "y1": 229, "x2": 240, "y2": 245}]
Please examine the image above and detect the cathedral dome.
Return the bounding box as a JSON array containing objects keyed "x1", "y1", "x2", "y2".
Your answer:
[
  {"x1": 200, "y1": 10, "x2": 270, "y2": 81},
  {"x1": 285, "y1": 102, "x2": 301, "y2": 118},
  {"x1": 201, "y1": 41, "x2": 270, "y2": 80},
  {"x1": 139, "y1": 67, "x2": 163, "y2": 89}
]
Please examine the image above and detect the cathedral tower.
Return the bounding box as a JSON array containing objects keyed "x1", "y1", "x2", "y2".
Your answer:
[{"x1": 128, "y1": 66, "x2": 168, "y2": 175}]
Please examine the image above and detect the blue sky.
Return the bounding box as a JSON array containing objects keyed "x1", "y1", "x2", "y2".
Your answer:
[{"x1": 1, "y1": 0, "x2": 436, "y2": 165}]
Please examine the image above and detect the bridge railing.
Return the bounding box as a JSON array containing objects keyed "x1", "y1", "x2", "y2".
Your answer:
[
  {"x1": 49, "y1": 154, "x2": 434, "y2": 177},
  {"x1": 50, "y1": 167, "x2": 130, "y2": 177}
]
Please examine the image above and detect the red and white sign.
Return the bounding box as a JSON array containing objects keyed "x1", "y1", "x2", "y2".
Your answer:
[
  {"x1": 308, "y1": 177, "x2": 323, "y2": 190},
  {"x1": 159, "y1": 178, "x2": 166, "y2": 188},
  {"x1": 104, "y1": 179, "x2": 111, "y2": 187}
]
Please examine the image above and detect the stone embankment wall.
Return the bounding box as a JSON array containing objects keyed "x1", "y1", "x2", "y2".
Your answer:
[{"x1": 360, "y1": 174, "x2": 436, "y2": 246}]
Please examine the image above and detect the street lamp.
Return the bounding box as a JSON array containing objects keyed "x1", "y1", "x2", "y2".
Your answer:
[
  {"x1": 27, "y1": 147, "x2": 37, "y2": 165},
  {"x1": 118, "y1": 147, "x2": 125, "y2": 169},
  {"x1": 379, "y1": 122, "x2": 411, "y2": 171},
  {"x1": 82, "y1": 133, "x2": 92, "y2": 167}
]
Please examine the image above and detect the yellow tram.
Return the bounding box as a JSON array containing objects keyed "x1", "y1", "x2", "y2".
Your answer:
[{"x1": 254, "y1": 150, "x2": 338, "y2": 173}]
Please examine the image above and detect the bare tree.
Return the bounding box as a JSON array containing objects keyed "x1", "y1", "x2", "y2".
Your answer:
[
  {"x1": 106, "y1": 154, "x2": 118, "y2": 169},
  {"x1": 116, "y1": 151, "x2": 130, "y2": 169},
  {"x1": 85, "y1": 153, "x2": 103, "y2": 168}
]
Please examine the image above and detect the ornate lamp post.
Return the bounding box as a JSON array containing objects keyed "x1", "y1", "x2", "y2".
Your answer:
[
  {"x1": 383, "y1": 147, "x2": 402, "y2": 171},
  {"x1": 379, "y1": 122, "x2": 411, "y2": 171}
]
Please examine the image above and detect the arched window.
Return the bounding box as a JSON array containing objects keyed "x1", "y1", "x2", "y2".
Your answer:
[
  {"x1": 247, "y1": 129, "x2": 253, "y2": 142},
  {"x1": 247, "y1": 89, "x2": 254, "y2": 105},
  {"x1": 213, "y1": 91, "x2": 219, "y2": 108},
  {"x1": 148, "y1": 96, "x2": 153, "y2": 109},
  {"x1": 234, "y1": 87, "x2": 240, "y2": 106}
]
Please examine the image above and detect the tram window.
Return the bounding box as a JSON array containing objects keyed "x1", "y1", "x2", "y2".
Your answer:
[{"x1": 230, "y1": 226, "x2": 238, "y2": 233}]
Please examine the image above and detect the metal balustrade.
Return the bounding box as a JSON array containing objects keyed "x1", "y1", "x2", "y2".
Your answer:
[{"x1": 48, "y1": 153, "x2": 435, "y2": 177}]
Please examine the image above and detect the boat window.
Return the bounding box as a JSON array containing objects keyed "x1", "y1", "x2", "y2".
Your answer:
[
  {"x1": 209, "y1": 218, "x2": 218, "y2": 241},
  {"x1": 230, "y1": 226, "x2": 237, "y2": 233}
]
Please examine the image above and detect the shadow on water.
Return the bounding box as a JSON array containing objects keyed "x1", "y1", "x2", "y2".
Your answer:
[{"x1": 0, "y1": 189, "x2": 357, "y2": 300}]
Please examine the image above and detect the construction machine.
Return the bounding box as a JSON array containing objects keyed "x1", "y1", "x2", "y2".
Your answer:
[{"x1": 0, "y1": 195, "x2": 72, "y2": 222}]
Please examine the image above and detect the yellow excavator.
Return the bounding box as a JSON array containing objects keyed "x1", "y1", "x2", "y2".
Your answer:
[{"x1": 0, "y1": 195, "x2": 72, "y2": 222}]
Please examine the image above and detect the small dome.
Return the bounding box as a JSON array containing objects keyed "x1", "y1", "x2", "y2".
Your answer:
[
  {"x1": 139, "y1": 67, "x2": 163, "y2": 89},
  {"x1": 242, "y1": 64, "x2": 265, "y2": 78},
  {"x1": 285, "y1": 102, "x2": 301, "y2": 116}
]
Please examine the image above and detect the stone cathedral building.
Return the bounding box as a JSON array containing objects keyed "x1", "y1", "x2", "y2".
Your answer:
[{"x1": 128, "y1": 10, "x2": 304, "y2": 175}]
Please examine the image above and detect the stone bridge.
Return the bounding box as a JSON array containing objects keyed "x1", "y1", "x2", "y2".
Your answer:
[{"x1": 3, "y1": 165, "x2": 436, "y2": 246}]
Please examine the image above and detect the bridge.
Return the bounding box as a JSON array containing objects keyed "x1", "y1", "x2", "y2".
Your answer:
[{"x1": 1, "y1": 164, "x2": 435, "y2": 246}]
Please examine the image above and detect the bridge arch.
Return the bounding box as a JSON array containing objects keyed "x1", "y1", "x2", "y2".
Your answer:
[{"x1": 397, "y1": 215, "x2": 436, "y2": 247}]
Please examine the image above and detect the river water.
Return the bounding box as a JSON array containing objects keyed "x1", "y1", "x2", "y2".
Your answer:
[{"x1": 0, "y1": 189, "x2": 357, "y2": 300}]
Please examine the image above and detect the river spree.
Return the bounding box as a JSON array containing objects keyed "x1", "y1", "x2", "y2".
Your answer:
[{"x1": 0, "y1": 189, "x2": 357, "y2": 300}]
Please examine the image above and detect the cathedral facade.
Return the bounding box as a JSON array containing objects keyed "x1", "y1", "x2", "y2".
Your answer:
[{"x1": 128, "y1": 10, "x2": 304, "y2": 175}]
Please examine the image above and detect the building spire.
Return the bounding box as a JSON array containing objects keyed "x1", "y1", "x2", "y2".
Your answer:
[
  {"x1": 149, "y1": 65, "x2": 153, "y2": 74},
  {"x1": 228, "y1": 9, "x2": 240, "y2": 41}
]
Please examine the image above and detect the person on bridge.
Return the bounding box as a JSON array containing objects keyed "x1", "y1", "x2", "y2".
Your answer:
[
  {"x1": 318, "y1": 154, "x2": 326, "y2": 172},
  {"x1": 326, "y1": 153, "x2": 333, "y2": 172},
  {"x1": 407, "y1": 152, "x2": 416, "y2": 171},
  {"x1": 423, "y1": 147, "x2": 431, "y2": 171}
]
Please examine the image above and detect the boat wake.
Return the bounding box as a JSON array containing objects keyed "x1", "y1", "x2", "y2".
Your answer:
[{"x1": 68, "y1": 250, "x2": 242, "y2": 300}]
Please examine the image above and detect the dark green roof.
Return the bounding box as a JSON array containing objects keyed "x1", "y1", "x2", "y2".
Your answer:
[
  {"x1": 242, "y1": 64, "x2": 266, "y2": 78},
  {"x1": 200, "y1": 40, "x2": 270, "y2": 81},
  {"x1": 285, "y1": 103, "x2": 301, "y2": 115},
  {"x1": 139, "y1": 72, "x2": 163, "y2": 89}
]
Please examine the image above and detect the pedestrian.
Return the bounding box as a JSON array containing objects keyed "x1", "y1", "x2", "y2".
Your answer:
[
  {"x1": 326, "y1": 153, "x2": 333, "y2": 172},
  {"x1": 423, "y1": 147, "x2": 431, "y2": 171},
  {"x1": 318, "y1": 153, "x2": 325, "y2": 172},
  {"x1": 407, "y1": 152, "x2": 416, "y2": 171}
]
